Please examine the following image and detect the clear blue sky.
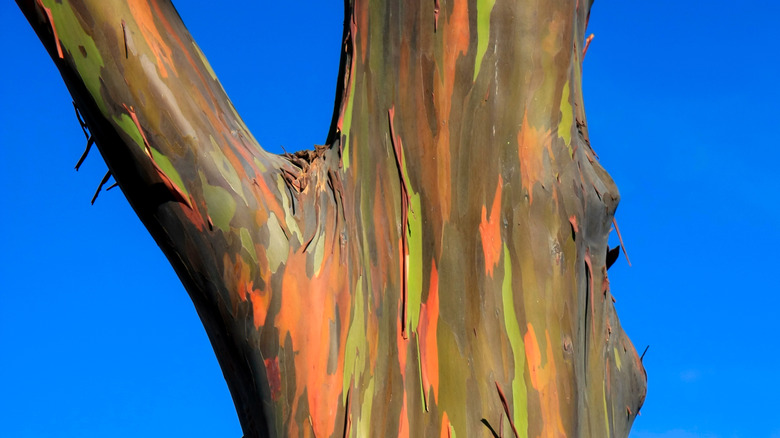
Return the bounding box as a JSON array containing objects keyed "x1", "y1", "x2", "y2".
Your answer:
[{"x1": 1, "y1": 1, "x2": 777, "y2": 437}]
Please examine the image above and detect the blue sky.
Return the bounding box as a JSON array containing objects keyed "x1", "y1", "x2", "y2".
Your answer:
[{"x1": 1, "y1": 1, "x2": 778, "y2": 437}]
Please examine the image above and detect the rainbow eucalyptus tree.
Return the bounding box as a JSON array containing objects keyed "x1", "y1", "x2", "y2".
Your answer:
[{"x1": 17, "y1": 0, "x2": 646, "y2": 436}]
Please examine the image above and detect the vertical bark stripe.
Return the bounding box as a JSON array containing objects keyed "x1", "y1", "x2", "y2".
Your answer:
[
  {"x1": 501, "y1": 246, "x2": 529, "y2": 435},
  {"x1": 419, "y1": 260, "x2": 440, "y2": 404},
  {"x1": 524, "y1": 325, "x2": 567, "y2": 437}
]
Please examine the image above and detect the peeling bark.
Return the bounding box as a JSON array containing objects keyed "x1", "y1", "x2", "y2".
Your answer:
[{"x1": 18, "y1": 0, "x2": 646, "y2": 437}]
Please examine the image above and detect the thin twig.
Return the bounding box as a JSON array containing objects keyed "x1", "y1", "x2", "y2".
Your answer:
[
  {"x1": 75, "y1": 137, "x2": 94, "y2": 171},
  {"x1": 612, "y1": 217, "x2": 632, "y2": 266},
  {"x1": 91, "y1": 170, "x2": 112, "y2": 205},
  {"x1": 582, "y1": 33, "x2": 594, "y2": 59},
  {"x1": 640, "y1": 345, "x2": 649, "y2": 362},
  {"x1": 72, "y1": 102, "x2": 89, "y2": 139}
]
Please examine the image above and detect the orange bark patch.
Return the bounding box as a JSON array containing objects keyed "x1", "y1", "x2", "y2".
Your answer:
[
  {"x1": 524, "y1": 325, "x2": 567, "y2": 438},
  {"x1": 479, "y1": 176, "x2": 503, "y2": 276},
  {"x1": 444, "y1": 2, "x2": 470, "y2": 90},
  {"x1": 517, "y1": 111, "x2": 551, "y2": 204},
  {"x1": 180, "y1": 194, "x2": 207, "y2": 231},
  {"x1": 568, "y1": 215, "x2": 578, "y2": 235},
  {"x1": 419, "y1": 260, "x2": 440, "y2": 405},
  {"x1": 222, "y1": 136, "x2": 252, "y2": 186},
  {"x1": 274, "y1": 231, "x2": 350, "y2": 438},
  {"x1": 223, "y1": 254, "x2": 271, "y2": 328},
  {"x1": 226, "y1": 254, "x2": 252, "y2": 303},
  {"x1": 398, "y1": 392, "x2": 410, "y2": 438},
  {"x1": 249, "y1": 288, "x2": 271, "y2": 329},
  {"x1": 440, "y1": 411, "x2": 452, "y2": 438},
  {"x1": 128, "y1": 0, "x2": 177, "y2": 78},
  {"x1": 431, "y1": 0, "x2": 470, "y2": 220}
]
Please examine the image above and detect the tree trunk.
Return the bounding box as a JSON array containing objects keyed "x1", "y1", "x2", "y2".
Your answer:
[{"x1": 17, "y1": 0, "x2": 646, "y2": 436}]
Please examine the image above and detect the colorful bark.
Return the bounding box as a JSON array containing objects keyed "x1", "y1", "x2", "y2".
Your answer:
[{"x1": 19, "y1": 0, "x2": 646, "y2": 437}]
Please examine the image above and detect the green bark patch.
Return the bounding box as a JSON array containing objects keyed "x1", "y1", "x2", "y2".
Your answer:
[
  {"x1": 406, "y1": 192, "x2": 423, "y2": 332},
  {"x1": 342, "y1": 279, "x2": 367, "y2": 403},
  {"x1": 474, "y1": 0, "x2": 496, "y2": 81},
  {"x1": 115, "y1": 114, "x2": 190, "y2": 202},
  {"x1": 192, "y1": 41, "x2": 218, "y2": 81},
  {"x1": 252, "y1": 157, "x2": 267, "y2": 173},
  {"x1": 46, "y1": 0, "x2": 106, "y2": 113},
  {"x1": 308, "y1": 229, "x2": 326, "y2": 276},
  {"x1": 340, "y1": 74, "x2": 356, "y2": 170},
  {"x1": 240, "y1": 227, "x2": 258, "y2": 264},
  {"x1": 355, "y1": 376, "x2": 375, "y2": 436},
  {"x1": 558, "y1": 80, "x2": 573, "y2": 154},
  {"x1": 200, "y1": 173, "x2": 236, "y2": 233},
  {"x1": 275, "y1": 176, "x2": 302, "y2": 245},
  {"x1": 113, "y1": 113, "x2": 145, "y2": 151},
  {"x1": 151, "y1": 148, "x2": 190, "y2": 201},
  {"x1": 501, "y1": 245, "x2": 529, "y2": 436},
  {"x1": 209, "y1": 136, "x2": 247, "y2": 205},
  {"x1": 265, "y1": 212, "x2": 289, "y2": 274},
  {"x1": 437, "y1": 327, "x2": 468, "y2": 436}
]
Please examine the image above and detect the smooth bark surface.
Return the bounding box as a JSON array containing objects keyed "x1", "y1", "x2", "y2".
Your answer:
[{"x1": 18, "y1": 0, "x2": 646, "y2": 436}]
